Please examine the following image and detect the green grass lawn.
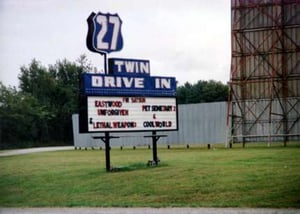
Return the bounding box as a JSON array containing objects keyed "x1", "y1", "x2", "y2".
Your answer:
[{"x1": 0, "y1": 143, "x2": 300, "y2": 207}]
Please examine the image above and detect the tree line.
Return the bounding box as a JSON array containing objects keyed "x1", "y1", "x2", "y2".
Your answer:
[
  {"x1": 177, "y1": 80, "x2": 228, "y2": 104},
  {"x1": 0, "y1": 57, "x2": 228, "y2": 149}
]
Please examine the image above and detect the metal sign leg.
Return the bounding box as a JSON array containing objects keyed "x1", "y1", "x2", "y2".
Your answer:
[
  {"x1": 152, "y1": 131, "x2": 158, "y2": 164},
  {"x1": 104, "y1": 132, "x2": 110, "y2": 172},
  {"x1": 93, "y1": 132, "x2": 119, "y2": 172}
]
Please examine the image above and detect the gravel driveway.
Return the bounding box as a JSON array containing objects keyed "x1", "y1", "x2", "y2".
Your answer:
[{"x1": 0, "y1": 146, "x2": 73, "y2": 157}]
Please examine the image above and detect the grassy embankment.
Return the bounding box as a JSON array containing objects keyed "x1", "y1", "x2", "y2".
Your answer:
[{"x1": 0, "y1": 143, "x2": 299, "y2": 207}]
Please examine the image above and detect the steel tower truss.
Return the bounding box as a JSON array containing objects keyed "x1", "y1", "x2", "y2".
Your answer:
[{"x1": 228, "y1": 0, "x2": 300, "y2": 146}]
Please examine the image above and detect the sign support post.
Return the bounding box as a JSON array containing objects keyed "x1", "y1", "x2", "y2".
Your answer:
[
  {"x1": 152, "y1": 131, "x2": 158, "y2": 164},
  {"x1": 103, "y1": 53, "x2": 108, "y2": 74},
  {"x1": 93, "y1": 133, "x2": 119, "y2": 172},
  {"x1": 104, "y1": 132, "x2": 110, "y2": 172},
  {"x1": 144, "y1": 131, "x2": 167, "y2": 165}
]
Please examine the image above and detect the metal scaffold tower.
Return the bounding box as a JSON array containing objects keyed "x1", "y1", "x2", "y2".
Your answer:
[{"x1": 228, "y1": 0, "x2": 300, "y2": 146}]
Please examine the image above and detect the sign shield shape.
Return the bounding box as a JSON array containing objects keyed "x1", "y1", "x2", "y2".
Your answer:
[{"x1": 86, "y1": 12, "x2": 124, "y2": 54}]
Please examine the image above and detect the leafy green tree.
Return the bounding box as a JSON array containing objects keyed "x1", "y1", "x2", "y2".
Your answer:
[
  {"x1": 1, "y1": 56, "x2": 92, "y2": 148},
  {"x1": 177, "y1": 80, "x2": 228, "y2": 104},
  {"x1": 177, "y1": 82, "x2": 192, "y2": 104},
  {"x1": 47, "y1": 59, "x2": 84, "y2": 142},
  {"x1": 0, "y1": 82, "x2": 52, "y2": 148},
  {"x1": 17, "y1": 57, "x2": 85, "y2": 145}
]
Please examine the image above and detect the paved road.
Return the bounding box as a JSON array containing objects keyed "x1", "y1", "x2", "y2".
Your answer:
[
  {"x1": 0, "y1": 146, "x2": 73, "y2": 157},
  {"x1": 0, "y1": 208, "x2": 299, "y2": 214}
]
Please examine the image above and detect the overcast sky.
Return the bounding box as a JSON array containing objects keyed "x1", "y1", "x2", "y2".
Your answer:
[{"x1": 0, "y1": 0, "x2": 231, "y2": 87}]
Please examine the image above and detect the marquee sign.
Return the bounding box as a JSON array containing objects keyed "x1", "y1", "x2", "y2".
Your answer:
[
  {"x1": 87, "y1": 96, "x2": 177, "y2": 132},
  {"x1": 80, "y1": 11, "x2": 177, "y2": 134}
]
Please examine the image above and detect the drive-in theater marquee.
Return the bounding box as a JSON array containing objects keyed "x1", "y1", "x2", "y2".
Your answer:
[
  {"x1": 79, "y1": 11, "x2": 177, "y2": 171},
  {"x1": 79, "y1": 11, "x2": 178, "y2": 133}
]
